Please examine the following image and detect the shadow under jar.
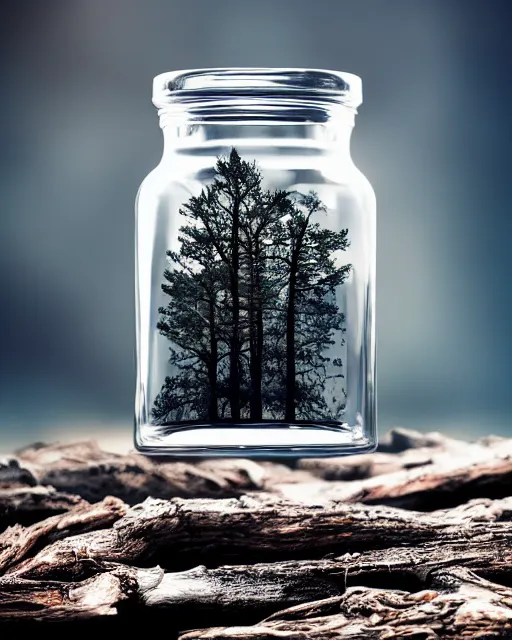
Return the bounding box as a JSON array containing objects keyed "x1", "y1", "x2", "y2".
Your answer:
[{"x1": 135, "y1": 68, "x2": 376, "y2": 457}]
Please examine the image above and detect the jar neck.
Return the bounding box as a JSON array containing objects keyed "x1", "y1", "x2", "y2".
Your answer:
[
  {"x1": 161, "y1": 120, "x2": 354, "y2": 160},
  {"x1": 154, "y1": 69, "x2": 361, "y2": 162}
]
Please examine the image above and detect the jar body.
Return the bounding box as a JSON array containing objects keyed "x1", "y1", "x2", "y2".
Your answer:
[{"x1": 135, "y1": 121, "x2": 376, "y2": 456}]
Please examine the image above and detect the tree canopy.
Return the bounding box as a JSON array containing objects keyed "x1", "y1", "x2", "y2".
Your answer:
[{"x1": 152, "y1": 149, "x2": 351, "y2": 424}]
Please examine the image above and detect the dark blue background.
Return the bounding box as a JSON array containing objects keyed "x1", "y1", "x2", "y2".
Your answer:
[{"x1": 1, "y1": 0, "x2": 511, "y2": 449}]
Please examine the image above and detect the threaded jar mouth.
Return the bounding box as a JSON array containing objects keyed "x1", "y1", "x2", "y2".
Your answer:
[{"x1": 152, "y1": 68, "x2": 362, "y2": 124}]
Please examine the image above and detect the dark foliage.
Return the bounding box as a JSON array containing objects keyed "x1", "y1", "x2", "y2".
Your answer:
[{"x1": 152, "y1": 149, "x2": 351, "y2": 423}]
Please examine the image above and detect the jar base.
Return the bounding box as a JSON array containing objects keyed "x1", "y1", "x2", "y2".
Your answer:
[{"x1": 135, "y1": 420, "x2": 376, "y2": 458}]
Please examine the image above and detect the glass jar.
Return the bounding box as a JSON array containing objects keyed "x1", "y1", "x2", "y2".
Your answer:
[{"x1": 135, "y1": 68, "x2": 376, "y2": 457}]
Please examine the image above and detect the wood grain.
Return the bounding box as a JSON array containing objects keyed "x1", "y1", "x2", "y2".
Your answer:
[{"x1": 1, "y1": 428, "x2": 511, "y2": 638}]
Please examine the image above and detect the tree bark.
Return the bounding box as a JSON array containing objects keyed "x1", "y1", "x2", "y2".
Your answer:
[
  {"x1": 229, "y1": 197, "x2": 241, "y2": 420},
  {"x1": 8, "y1": 491, "x2": 512, "y2": 580},
  {"x1": 2, "y1": 428, "x2": 512, "y2": 638},
  {"x1": 285, "y1": 256, "x2": 297, "y2": 422},
  {"x1": 248, "y1": 242, "x2": 263, "y2": 421},
  {"x1": 7, "y1": 440, "x2": 274, "y2": 509},
  {"x1": 0, "y1": 486, "x2": 87, "y2": 529},
  {"x1": 207, "y1": 294, "x2": 219, "y2": 422},
  {"x1": 178, "y1": 570, "x2": 512, "y2": 639},
  {"x1": 278, "y1": 434, "x2": 512, "y2": 510}
]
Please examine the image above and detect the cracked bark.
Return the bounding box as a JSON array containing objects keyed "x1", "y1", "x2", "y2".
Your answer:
[{"x1": 1, "y1": 429, "x2": 512, "y2": 638}]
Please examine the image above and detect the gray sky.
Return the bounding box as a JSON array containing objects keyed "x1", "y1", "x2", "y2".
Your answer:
[{"x1": 0, "y1": 0, "x2": 511, "y2": 448}]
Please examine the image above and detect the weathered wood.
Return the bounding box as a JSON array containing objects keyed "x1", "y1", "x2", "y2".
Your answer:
[
  {"x1": 0, "y1": 456, "x2": 38, "y2": 487},
  {"x1": 2, "y1": 509, "x2": 512, "y2": 626},
  {"x1": 8, "y1": 430, "x2": 512, "y2": 512},
  {"x1": 178, "y1": 569, "x2": 512, "y2": 639},
  {"x1": 0, "y1": 486, "x2": 87, "y2": 530},
  {"x1": 0, "y1": 429, "x2": 511, "y2": 636},
  {"x1": 280, "y1": 436, "x2": 512, "y2": 510},
  {"x1": 6, "y1": 493, "x2": 512, "y2": 581},
  {"x1": 5, "y1": 560, "x2": 511, "y2": 635},
  {"x1": 297, "y1": 429, "x2": 468, "y2": 481},
  {"x1": 377, "y1": 426, "x2": 461, "y2": 453},
  {"x1": 134, "y1": 518, "x2": 512, "y2": 622},
  {"x1": 11, "y1": 441, "x2": 306, "y2": 504},
  {"x1": 0, "y1": 495, "x2": 127, "y2": 574},
  {"x1": 0, "y1": 567, "x2": 136, "y2": 620}
]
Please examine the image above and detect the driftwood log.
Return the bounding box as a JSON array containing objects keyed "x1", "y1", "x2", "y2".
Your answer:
[{"x1": 1, "y1": 428, "x2": 512, "y2": 637}]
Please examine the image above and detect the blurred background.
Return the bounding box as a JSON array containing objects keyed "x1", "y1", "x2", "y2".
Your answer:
[{"x1": 0, "y1": 0, "x2": 511, "y2": 451}]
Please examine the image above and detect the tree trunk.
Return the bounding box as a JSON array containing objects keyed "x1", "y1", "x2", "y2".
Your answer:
[
  {"x1": 2, "y1": 428, "x2": 512, "y2": 638},
  {"x1": 207, "y1": 295, "x2": 218, "y2": 422},
  {"x1": 255, "y1": 299, "x2": 263, "y2": 419},
  {"x1": 285, "y1": 214, "x2": 309, "y2": 423},
  {"x1": 229, "y1": 198, "x2": 241, "y2": 420},
  {"x1": 285, "y1": 258, "x2": 297, "y2": 421},
  {"x1": 249, "y1": 243, "x2": 263, "y2": 421}
]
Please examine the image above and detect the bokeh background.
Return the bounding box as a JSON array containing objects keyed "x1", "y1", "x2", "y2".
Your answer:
[{"x1": 1, "y1": 0, "x2": 511, "y2": 451}]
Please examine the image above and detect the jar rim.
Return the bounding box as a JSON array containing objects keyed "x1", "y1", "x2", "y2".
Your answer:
[{"x1": 152, "y1": 68, "x2": 362, "y2": 124}]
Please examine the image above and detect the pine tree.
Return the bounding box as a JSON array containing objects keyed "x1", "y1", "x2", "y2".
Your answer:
[
  {"x1": 152, "y1": 235, "x2": 230, "y2": 422},
  {"x1": 177, "y1": 150, "x2": 262, "y2": 420},
  {"x1": 269, "y1": 193, "x2": 351, "y2": 421},
  {"x1": 152, "y1": 149, "x2": 351, "y2": 425},
  {"x1": 239, "y1": 188, "x2": 293, "y2": 419}
]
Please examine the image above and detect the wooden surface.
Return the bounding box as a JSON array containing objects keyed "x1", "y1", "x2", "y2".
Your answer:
[{"x1": 1, "y1": 428, "x2": 512, "y2": 637}]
